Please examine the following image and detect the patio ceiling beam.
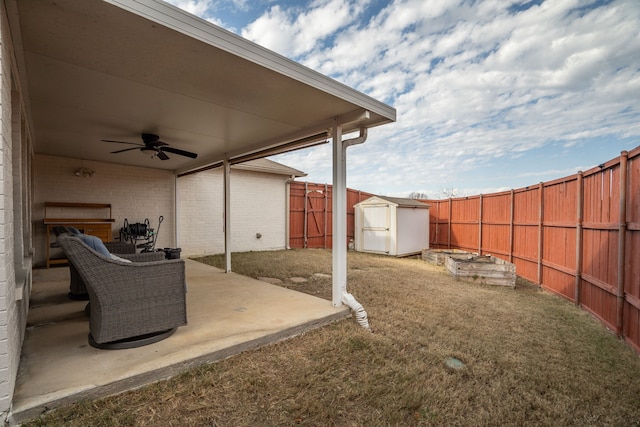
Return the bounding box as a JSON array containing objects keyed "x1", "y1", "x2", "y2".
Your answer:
[{"x1": 176, "y1": 109, "x2": 374, "y2": 177}]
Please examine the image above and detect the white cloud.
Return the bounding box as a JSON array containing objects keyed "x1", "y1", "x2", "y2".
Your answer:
[
  {"x1": 168, "y1": 0, "x2": 640, "y2": 196},
  {"x1": 241, "y1": 0, "x2": 369, "y2": 57}
]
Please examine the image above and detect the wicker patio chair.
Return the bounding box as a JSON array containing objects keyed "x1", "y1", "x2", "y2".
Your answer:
[
  {"x1": 68, "y1": 242, "x2": 165, "y2": 300},
  {"x1": 57, "y1": 234, "x2": 187, "y2": 349}
]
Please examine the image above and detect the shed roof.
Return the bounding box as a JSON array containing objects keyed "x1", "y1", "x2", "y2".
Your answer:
[
  {"x1": 9, "y1": 0, "x2": 395, "y2": 174},
  {"x1": 356, "y1": 195, "x2": 430, "y2": 208}
]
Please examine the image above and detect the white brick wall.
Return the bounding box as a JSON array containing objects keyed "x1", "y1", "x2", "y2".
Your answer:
[
  {"x1": 0, "y1": 4, "x2": 22, "y2": 413},
  {"x1": 33, "y1": 155, "x2": 176, "y2": 267},
  {"x1": 177, "y1": 167, "x2": 290, "y2": 257}
]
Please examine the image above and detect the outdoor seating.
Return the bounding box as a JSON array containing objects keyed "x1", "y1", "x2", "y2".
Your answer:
[
  {"x1": 56, "y1": 233, "x2": 187, "y2": 349},
  {"x1": 68, "y1": 242, "x2": 165, "y2": 300}
]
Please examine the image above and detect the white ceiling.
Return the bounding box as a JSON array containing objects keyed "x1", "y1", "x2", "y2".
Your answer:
[{"x1": 10, "y1": 0, "x2": 395, "y2": 174}]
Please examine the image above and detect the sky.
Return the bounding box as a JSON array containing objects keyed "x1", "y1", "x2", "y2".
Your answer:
[{"x1": 164, "y1": 0, "x2": 640, "y2": 198}]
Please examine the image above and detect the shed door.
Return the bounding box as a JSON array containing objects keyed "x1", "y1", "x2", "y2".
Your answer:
[{"x1": 361, "y1": 204, "x2": 390, "y2": 253}]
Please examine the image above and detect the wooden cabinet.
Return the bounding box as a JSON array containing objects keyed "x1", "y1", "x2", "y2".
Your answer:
[{"x1": 44, "y1": 202, "x2": 115, "y2": 268}]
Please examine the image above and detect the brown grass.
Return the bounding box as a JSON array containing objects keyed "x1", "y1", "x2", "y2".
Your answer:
[{"x1": 26, "y1": 249, "x2": 640, "y2": 426}]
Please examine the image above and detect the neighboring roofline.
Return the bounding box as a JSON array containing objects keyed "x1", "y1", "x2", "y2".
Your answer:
[
  {"x1": 232, "y1": 159, "x2": 307, "y2": 177},
  {"x1": 105, "y1": 0, "x2": 396, "y2": 124}
]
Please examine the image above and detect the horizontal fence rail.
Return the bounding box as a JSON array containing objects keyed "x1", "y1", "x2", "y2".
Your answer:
[{"x1": 289, "y1": 146, "x2": 640, "y2": 353}]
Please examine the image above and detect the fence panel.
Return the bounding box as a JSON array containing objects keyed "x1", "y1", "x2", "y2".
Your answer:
[
  {"x1": 289, "y1": 182, "x2": 306, "y2": 248},
  {"x1": 512, "y1": 187, "x2": 540, "y2": 283},
  {"x1": 481, "y1": 192, "x2": 511, "y2": 259},
  {"x1": 428, "y1": 199, "x2": 450, "y2": 248},
  {"x1": 450, "y1": 196, "x2": 480, "y2": 253},
  {"x1": 580, "y1": 164, "x2": 620, "y2": 331},
  {"x1": 541, "y1": 177, "x2": 578, "y2": 301}
]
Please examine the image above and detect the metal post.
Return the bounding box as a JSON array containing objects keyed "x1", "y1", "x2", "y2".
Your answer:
[
  {"x1": 223, "y1": 159, "x2": 232, "y2": 273},
  {"x1": 332, "y1": 120, "x2": 345, "y2": 307}
]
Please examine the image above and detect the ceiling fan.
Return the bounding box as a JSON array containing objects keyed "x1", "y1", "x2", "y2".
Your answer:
[{"x1": 102, "y1": 133, "x2": 198, "y2": 160}]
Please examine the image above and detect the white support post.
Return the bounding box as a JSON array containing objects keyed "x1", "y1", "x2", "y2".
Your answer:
[
  {"x1": 332, "y1": 120, "x2": 346, "y2": 307},
  {"x1": 223, "y1": 159, "x2": 232, "y2": 273}
]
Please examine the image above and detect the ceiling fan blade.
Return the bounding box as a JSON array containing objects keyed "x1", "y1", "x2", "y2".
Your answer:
[
  {"x1": 157, "y1": 150, "x2": 170, "y2": 161},
  {"x1": 162, "y1": 146, "x2": 198, "y2": 159},
  {"x1": 102, "y1": 139, "x2": 142, "y2": 146},
  {"x1": 111, "y1": 147, "x2": 142, "y2": 154}
]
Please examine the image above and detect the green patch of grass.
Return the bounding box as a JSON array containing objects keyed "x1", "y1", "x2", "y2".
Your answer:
[{"x1": 26, "y1": 250, "x2": 640, "y2": 426}]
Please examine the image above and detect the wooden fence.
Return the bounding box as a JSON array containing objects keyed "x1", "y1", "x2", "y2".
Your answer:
[
  {"x1": 289, "y1": 182, "x2": 373, "y2": 249},
  {"x1": 427, "y1": 148, "x2": 640, "y2": 352},
  {"x1": 289, "y1": 146, "x2": 640, "y2": 352}
]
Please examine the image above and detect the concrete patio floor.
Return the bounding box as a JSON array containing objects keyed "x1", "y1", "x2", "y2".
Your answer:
[{"x1": 10, "y1": 259, "x2": 349, "y2": 424}]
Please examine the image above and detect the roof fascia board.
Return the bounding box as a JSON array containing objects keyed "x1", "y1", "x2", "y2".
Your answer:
[
  {"x1": 103, "y1": 0, "x2": 396, "y2": 122},
  {"x1": 176, "y1": 108, "x2": 385, "y2": 175}
]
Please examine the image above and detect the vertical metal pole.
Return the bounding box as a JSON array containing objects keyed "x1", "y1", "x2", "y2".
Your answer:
[
  {"x1": 616, "y1": 151, "x2": 629, "y2": 336},
  {"x1": 575, "y1": 172, "x2": 584, "y2": 305},
  {"x1": 332, "y1": 120, "x2": 345, "y2": 307},
  {"x1": 537, "y1": 183, "x2": 544, "y2": 285},
  {"x1": 174, "y1": 173, "x2": 180, "y2": 248},
  {"x1": 223, "y1": 159, "x2": 232, "y2": 273}
]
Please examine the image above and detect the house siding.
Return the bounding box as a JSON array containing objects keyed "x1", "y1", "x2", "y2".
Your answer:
[
  {"x1": 0, "y1": 3, "x2": 30, "y2": 413},
  {"x1": 177, "y1": 168, "x2": 290, "y2": 256},
  {"x1": 33, "y1": 155, "x2": 176, "y2": 267}
]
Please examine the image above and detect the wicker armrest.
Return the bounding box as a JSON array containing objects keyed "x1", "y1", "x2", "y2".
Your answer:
[
  {"x1": 119, "y1": 252, "x2": 166, "y2": 262},
  {"x1": 104, "y1": 242, "x2": 136, "y2": 254}
]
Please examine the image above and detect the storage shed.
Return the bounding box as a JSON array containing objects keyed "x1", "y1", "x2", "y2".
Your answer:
[{"x1": 354, "y1": 196, "x2": 430, "y2": 256}]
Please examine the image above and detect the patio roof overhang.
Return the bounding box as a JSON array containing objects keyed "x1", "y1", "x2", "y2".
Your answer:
[{"x1": 8, "y1": 0, "x2": 396, "y2": 175}]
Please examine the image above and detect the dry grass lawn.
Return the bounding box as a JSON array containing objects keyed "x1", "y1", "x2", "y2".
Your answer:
[{"x1": 25, "y1": 249, "x2": 640, "y2": 426}]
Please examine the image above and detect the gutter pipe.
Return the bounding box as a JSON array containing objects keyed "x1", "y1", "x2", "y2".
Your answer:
[{"x1": 340, "y1": 128, "x2": 371, "y2": 331}]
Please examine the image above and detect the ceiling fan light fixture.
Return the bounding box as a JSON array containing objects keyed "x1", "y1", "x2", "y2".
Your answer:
[{"x1": 74, "y1": 167, "x2": 95, "y2": 178}]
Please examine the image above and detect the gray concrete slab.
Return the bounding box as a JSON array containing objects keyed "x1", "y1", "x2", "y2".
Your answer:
[{"x1": 10, "y1": 259, "x2": 349, "y2": 424}]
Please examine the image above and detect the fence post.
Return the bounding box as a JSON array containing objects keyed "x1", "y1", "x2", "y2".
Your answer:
[
  {"x1": 509, "y1": 189, "x2": 514, "y2": 263},
  {"x1": 324, "y1": 183, "x2": 328, "y2": 249},
  {"x1": 575, "y1": 172, "x2": 584, "y2": 306},
  {"x1": 616, "y1": 151, "x2": 629, "y2": 336},
  {"x1": 537, "y1": 182, "x2": 544, "y2": 285},
  {"x1": 478, "y1": 194, "x2": 483, "y2": 255},
  {"x1": 448, "y1": 198, "x2": 452, "y2": 249},
  {"x1": 303, "y1": 182, "x2": 308, "y2": 248}
]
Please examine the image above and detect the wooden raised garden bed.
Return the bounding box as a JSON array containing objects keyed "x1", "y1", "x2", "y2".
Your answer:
[
  {"x1": 422, "y1": 249, "x2": 472, "y2": 266},
  {"x1": 445, "y1": 254, "x2": 516, "y2": 288}
]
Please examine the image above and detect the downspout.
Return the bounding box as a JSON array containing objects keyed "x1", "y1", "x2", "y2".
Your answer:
[{"x1": 339, "y1": 127, "x2": 371, "y2": 331}]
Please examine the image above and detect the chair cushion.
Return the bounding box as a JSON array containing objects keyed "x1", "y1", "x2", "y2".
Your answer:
[
  {"x1": 79, "y1": 234, "x2": 112, "y2": 257},
  {"x1": 109, "y1": 253, "x2": 132, "y2": 263}
]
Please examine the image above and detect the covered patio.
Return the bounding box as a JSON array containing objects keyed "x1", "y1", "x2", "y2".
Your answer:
[
  {"x1": 11, "y1": 259, "x2": 349, "y2": 423},
  {"x1": 0, "y1": 0, "x2": 395, "y2": 421}
]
